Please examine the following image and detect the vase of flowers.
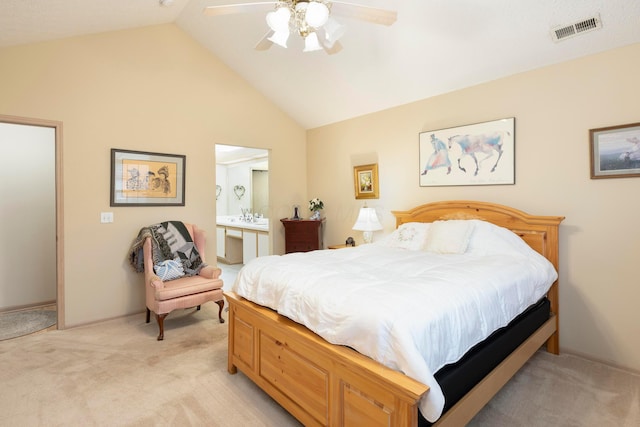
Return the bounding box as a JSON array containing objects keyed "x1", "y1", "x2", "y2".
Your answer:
[{"x1": 309, "y1": 198, "x2": 324, "y2": 220}]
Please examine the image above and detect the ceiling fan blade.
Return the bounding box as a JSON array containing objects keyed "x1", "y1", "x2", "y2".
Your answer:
[
  {"x1": 203, "y1": 1, "x2": 277, "y2": 17},
  {"x1": 331, "y1": 1, "x2": 397, "y2": 26},
  {"x1": 255, "y1": 30, "x2": 274, "y2": 51}
]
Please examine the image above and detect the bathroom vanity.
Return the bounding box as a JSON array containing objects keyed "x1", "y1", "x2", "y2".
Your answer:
[{"x1": 216, "y1": 216, "x2": 269, "y2": 265}]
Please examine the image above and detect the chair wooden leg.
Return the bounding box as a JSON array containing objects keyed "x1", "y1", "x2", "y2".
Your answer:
[
  {"x1": 216, "y1": 300, "x2": 225, "y2": 323},
  {"x1": 146, "y1": 308, "x2": 150, "y2": 324},
  {"x1": 156, "y1": 313, "x2": 167, "y2": 341}
]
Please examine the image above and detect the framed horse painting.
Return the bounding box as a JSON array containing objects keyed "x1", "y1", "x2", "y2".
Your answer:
[{"x1": 419, "y1": 117, "x2": 515, "y2": 187}]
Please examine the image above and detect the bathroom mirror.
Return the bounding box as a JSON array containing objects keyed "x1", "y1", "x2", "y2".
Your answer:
[{"x1": 215, "y1": 144, "x2": 269, "y2": 217}]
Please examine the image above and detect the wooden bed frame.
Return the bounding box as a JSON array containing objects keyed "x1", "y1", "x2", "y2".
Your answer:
[{"x1": 225, "y1": 201, "x2": 564, "y2": 426}]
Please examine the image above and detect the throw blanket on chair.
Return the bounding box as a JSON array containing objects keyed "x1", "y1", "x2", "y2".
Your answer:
[{"x1": 129, "y1": 221, "x2": 206, "y2": 279}]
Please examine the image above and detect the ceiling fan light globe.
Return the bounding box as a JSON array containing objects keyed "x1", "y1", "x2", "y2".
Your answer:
[
  {"x1": 268, "y1": 29, "x2": 290, "y2": 48},
  {"x1": 303, "y1": 32, "x2": 323, "y2": 52},
  {"x1": 266, "y1": 7, "x2": 291, "y2": 32},
  {"x1": 305, "y1": 2, "x2": 330, "y2": 28},
  {"x1": 323, "y1": 17, "x2": 346, "y2": 46}
]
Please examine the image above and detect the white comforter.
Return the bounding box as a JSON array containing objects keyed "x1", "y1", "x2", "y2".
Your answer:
[{"x1": 231, "y1": 220, "x2": 558, "y2": 422}]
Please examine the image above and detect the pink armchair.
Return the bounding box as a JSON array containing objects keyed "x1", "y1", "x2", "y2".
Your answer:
[{"x1": 142, "y1": 223, "x2": 224, "y2": 340}]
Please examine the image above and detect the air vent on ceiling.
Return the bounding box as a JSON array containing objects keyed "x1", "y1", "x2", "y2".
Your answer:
[{"x1": 551, "y1": 14, "x2": 602, "y2": 42}]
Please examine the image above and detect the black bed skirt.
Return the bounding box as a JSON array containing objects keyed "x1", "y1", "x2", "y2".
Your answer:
[{"x1": 419, "y1": 297, "x2": 551, "y2": 426}]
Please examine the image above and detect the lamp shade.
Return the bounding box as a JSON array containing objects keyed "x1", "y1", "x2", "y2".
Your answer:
[
  {"x1": 352, "y1": 207, "x2": 383, "y2": 231},
  {"x1": 353, "y1": 207, "x2": 382, "y2": 244}
]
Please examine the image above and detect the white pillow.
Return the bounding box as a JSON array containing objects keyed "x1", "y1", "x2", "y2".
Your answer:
[
  {"x1": 465, "y1": 219, "x2": 532, "y2": 256},
  {"x1": 378, "y1": 222, "x2": 430, "y2": 251},
  {"x1": 424, "y1": 220, "x2": 475, "y2": 254}
]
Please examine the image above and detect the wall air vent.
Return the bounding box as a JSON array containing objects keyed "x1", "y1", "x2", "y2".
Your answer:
[{"x1": 551, "y1": 14, "x2": 602, "y2": 42}]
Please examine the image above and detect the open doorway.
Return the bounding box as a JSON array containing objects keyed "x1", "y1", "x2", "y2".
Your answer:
[
  {"x1": 0, "y1": 115, "x2": 63, "y2": 330},
  {"x1": 215, "y1": 144, "x2": 269, "y2": 218},
  {"x1": 215, "y1": 144, "x2": 269, "y2": 282}
]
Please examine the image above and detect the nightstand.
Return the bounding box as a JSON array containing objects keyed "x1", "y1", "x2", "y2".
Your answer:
[
  {"x1": 328, "y1": 244, "x2": 354, "y2": 249},
  {"x1": 280, "y1": 218, "x2": 325, "y2": 253}
]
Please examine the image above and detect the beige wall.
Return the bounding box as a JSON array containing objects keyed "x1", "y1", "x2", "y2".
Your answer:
[
  {"x1": 0, "y1": 24, "x2": 307, "y2": 326},
  {"x1": 308, "y1": 43, "x2": 640, "y2": 373},
  {"x1": 1, "y1": 20, "x2": 637, "y2": 375}
]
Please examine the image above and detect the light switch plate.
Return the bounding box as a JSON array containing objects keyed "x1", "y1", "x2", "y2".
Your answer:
[{"x1": 100, "y1": 212, "x2": 114, "y2": 223}]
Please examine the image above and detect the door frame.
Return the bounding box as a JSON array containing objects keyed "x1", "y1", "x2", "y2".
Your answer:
[{"x1": 0, "y1": 114, "x2": 64, "y2": 329}]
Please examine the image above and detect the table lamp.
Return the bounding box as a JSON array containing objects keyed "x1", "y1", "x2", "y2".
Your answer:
[{"x1": 352, "y1": 205, "x2": 383, "y2": 244}]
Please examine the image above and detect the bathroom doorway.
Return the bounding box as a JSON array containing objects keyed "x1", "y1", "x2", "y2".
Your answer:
[
  {"x1": 215, "y1": 144, "x2": 269, "y2": 218},
  {"x1": 215, "y1": 144, "x2": 270, "y2": 281}
]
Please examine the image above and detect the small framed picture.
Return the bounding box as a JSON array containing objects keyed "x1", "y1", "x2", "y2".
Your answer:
[
  {"x1": 590, "y1": 122, "x2": 640, "y2": 179},
  {"x1": 111, "y1": 148, "x2": 186, "y2": 206},
  {"x1": 354, "y1": 163, "x2": 379, "y2": 199}
]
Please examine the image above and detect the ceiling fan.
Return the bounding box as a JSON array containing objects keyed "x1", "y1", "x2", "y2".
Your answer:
[{"x1": 203, "y1": 1, "x2": 397, "y2": 54}]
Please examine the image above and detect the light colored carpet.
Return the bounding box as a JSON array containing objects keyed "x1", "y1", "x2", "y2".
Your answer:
[
  {"x1": 0, "y1": 304, "x2": 300, "y2": 427},
  {"x1": 0, "y1": 302, "x2": 637, "y2": 426},
  {"x1": 0, "y1": 309, "x2": 56, "y2": 341},
  {"x1": 469, "y1": 350, "x2": 640, "y2": 426}
]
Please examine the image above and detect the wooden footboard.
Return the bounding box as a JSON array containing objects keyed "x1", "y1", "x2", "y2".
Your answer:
[
  {"x1": 226, "y1": 291, "x2": 558, "y2": 427},
  {"x1": 225, "y1": 291, "x2": 429, "y2": 427}
]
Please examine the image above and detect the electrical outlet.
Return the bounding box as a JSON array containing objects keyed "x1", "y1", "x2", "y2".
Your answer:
[{"x1": 100, "y1": 212, "x2": 114, "y2": 223}]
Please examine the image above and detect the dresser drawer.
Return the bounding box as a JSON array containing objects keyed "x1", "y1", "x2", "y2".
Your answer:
[
  {"x1": 280, "y1": 218, "x2": 325, "y2": 254},
  {"x1": 287, "y1": 242, "x2": 319, "y2": 252},
  {"x1": 286, "y1": 230, "x2": 317, "y2": 242}
]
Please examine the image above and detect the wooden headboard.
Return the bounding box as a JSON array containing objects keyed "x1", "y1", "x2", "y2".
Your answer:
[
  {"x1": 392, "y1": 200, "x2": 565, "y2": 353},
  {"x1": 392, "y1": 200, "x2": 564, "y2": 269}
]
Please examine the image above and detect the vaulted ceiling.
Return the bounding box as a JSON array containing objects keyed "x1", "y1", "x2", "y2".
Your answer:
[{"x1": 1, "y1": 1, "x2": 639, "y2": 129}]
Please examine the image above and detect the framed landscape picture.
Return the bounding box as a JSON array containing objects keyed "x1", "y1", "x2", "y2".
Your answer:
[{"x1": 590, "y1": 122, "x2": 640, "y2": 179}]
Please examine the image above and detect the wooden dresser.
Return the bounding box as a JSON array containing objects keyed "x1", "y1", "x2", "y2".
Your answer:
[{"x1": 280, "y1": 218, "x2": 325, "y2": 253}]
